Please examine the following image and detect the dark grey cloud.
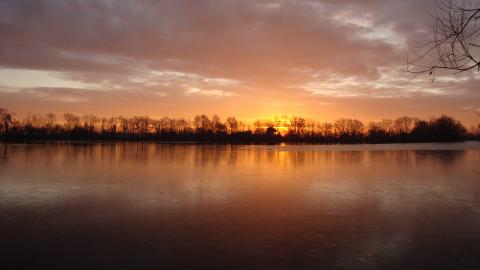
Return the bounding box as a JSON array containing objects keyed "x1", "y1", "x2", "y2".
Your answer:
[{"x1": 0, "y1": 0, "x2": 416, "y2": 79}]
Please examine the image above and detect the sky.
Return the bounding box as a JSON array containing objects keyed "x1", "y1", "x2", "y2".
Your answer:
[{"x1": 0, "y1": 0, "x2": 479, "y2": 126}]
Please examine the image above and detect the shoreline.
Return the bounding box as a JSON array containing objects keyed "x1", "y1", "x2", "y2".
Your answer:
[{"x1": 1, "y1": 139, "x2": 478, "y2": 145}]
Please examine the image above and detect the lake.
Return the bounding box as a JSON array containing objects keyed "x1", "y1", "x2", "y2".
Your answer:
[{"x1": 1, "y1": 142, "x2": 480, "y2": 269}]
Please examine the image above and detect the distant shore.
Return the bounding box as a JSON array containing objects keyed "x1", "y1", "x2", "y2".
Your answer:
[
  {"x1": 1, "y1": 136, "x2": 477, "y2": 145},
  {"x1": 1, "y1": 108, "x2": 478, "y2": 144}
]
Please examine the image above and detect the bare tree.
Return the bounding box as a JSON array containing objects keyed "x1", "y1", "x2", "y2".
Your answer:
[
  {"x1": 334, "y1": 118, "x2": 364, "y2": 137},
  {"x1": 211, "y1": 115, "x2": 225, "y2": 133},
  {"x1": 319, "y1": 122, "x2": 334, "y2": 137},
  {"x1": 394, "y1": 116, "x2": 417, "y2": 135},
  {"x1": 63, "y1": 113, "x2": 80, "y2": 131},
  {"x1": 82, "y1": 114, "x2": 100, "y2": 133},
  {"x1": 176, "y1": 118, "x2": 190, "y2": 133},
  {"x1": 132, "y1": 116, "x2": 150, "y2": 135},
  {"x1": 0, "y1": 108, "x2": 13, "y2": 133},
  {"x1": 253, "y1": 120, "x2": 264, "y2": 134},
  {"x1": 158, "y1": 117, "x2": 172, "y2": 133},
  {"x1": 306, "y1": 119, "x2": 317, "y2": 137},
  {"x1": 45, "y1": 113, "x2": 56, "y2": 129},
  {"x1": 226, "y1": 116, "x2": 239, "y2": 134},
  {"x1": 408, "y1": 0, "x2": 480, "y2": 75},
  {"x1": 380, "y1": 119, "x2": 395, "y2": 135},
  {"x1": 31, "y1": 114, "x2": 47, "y2": 128},
  {"x1": 289, "y1": 116, "x2": 306, "y2": 135},
  {"x1": 193, "y1": 114, "x2": 211, "y2": 133}
]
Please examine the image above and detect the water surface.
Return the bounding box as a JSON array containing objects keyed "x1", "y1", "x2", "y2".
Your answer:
[{"x1": 1, "y1": 142, "x2": 480, "y2": 269}]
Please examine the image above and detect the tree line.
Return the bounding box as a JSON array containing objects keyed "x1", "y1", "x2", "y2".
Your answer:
[{"x1": 0, "y1": 107, "x2": 478, "y2": 143}]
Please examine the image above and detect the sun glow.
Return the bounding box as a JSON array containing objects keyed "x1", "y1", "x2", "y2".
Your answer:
[{"x1": 251, "y1": 115, "x2": 302, "y2": 134}]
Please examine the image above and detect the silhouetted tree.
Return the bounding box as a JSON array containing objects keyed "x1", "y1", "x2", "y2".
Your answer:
[
  {"x1": 319, "y1": 122, "x2": 334, "y2": 137},
  {"x1": 335, "y1": 119, "x2": 363, "y2": 137},
  {"x1": 63, "y1": 113, "x2": 80, "y2": 131},
  {"x1": 368, "y1": 122, "x2": 388, "y2": 139},
  {"x1": 253, "y1": 120, "x2": 264, "y2": 134},
  {"x1": 348, "y1": 119, "x2": 364, "y2": 137},
  {"x1": 431, "y1": 115, "x2": 467, "y2": 141},
  {"x1": 289, "y1": 116, "x2": 306, "y2": 136},
  {"x1": 0, "y1": 109, "x2": 474, "y2": 143},
  {"x1": 30, "y1": 114, "x2": 46, "y2": 128},
  {"x1": 409, "y1": 0, "x2": 480, "y2": 75},
  {"x1": 176, "y1": 118, "x2": 190, "y2": 133},
  {"x1": 394, "y1": 116, "x2": 417, "y2": 135},
  {"x1": 306, "y1": 119, "x2": 316, "y2": 137},
  {"x1": 226, "y1": 116, "x2": 239, "y2": 134},
  {"x1": 132, "y1": 116, "x2": 150, "y2": 135},
  {"x1": 266, "y1": 126, "x2": 277, "y2": 136},
  {"x1": 0, "y1": 108, "x2": 12, "y2": 133},
  {"x1": 379, "y1": 119, "x2": 395, "y2": 135},
  {"x1": 118, "y1": 116, "x2": 129, "y2": 134},
  {"x1": 83, "y1": 114, "x2": 100, "y2": 133},
  {"x1": 45, "y1": 113, "x2": 56, "y2": 130},
  {"x1": 411, "y1": 115, "x2": 467, "y2": 141},
  {"x1": 157, "y1": 117, "x2": 172, "y2": 133},
  {"x1": 194, "y1": 114, "x2": 211, "y2": 133},
  {"x1": 211, "y1": 115, "x2": 223, "y2": 133}
]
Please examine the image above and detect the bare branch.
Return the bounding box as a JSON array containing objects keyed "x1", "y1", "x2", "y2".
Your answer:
[{"x1": 408, "y1": 0, "x2": 480, "y2": 76}]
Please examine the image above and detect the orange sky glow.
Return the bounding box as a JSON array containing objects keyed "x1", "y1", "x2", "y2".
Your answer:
[{"x1": 0, "y1": 0, "x2": 479, "y2": 127}]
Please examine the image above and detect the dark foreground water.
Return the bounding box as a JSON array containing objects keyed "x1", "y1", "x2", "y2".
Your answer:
[{"x1": 1, "y1": 142, "x2": 480, "y2": 270}]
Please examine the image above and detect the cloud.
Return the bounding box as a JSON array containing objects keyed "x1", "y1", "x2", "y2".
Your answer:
[
  {"x1": 0, "y1": 87, "x2": 90, "y2": 103},
  {"x1": 185, "y1": 87, "x2": 237, "y2": 97},
  {"x1": 0, "y1": 0, "x2": 405, "y2": 83},
  {"x1": 0, "y1": 68, "x2": 98, "y2": 89},
  {"x1": 0, "y1": 0, "x2": 479, "y2": 125},
  {"x1": 154, "y1": 92, "x2": 167, "y2": 97},
  {"x1": 296, "y1": 66, "x2": 478, "y2": 98}
]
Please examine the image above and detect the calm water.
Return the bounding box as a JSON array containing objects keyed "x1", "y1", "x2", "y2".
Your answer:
[{"x1": 1, "y1": 142, "x2": 480, "y2": 269}]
